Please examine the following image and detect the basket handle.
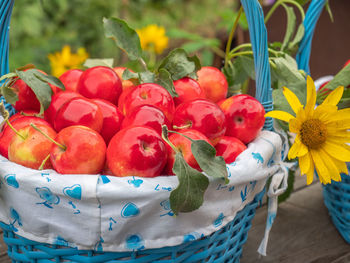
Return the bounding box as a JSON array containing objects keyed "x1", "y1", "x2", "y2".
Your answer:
[
  {"x1": 240, "y1": 0, "x2": 273, "y2": 131},
  {"x1": 0, "y1": 0, "x2": 14, "y2": 77},
  {"x1": 296, "y1": 0, "x2": 327, "y2": 73}
]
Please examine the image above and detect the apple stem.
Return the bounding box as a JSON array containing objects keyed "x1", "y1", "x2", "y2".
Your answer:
[
  {"x1": 30, "y1": 123, "x2": 66, "y2": 151},
  {"x1": 168, "y1": 130, "x2": 195, "y2": 143},
  {"x1": 173, "y1": 123, "x2": 192, "y2": 130},
  {"x1": 5, "y1": 119, "x2": 26, "y2": 140},
  {"x1": 161, "y1": 125, "x2": 179, "y2": 153},
  {"x1": 39, "y1": 154, "x2": 50, "y2": 170}
]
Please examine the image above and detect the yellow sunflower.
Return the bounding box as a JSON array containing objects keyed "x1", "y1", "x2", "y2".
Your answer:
[
  {"x1": 48, "y1": 45, "x2": 89, "y2": 77},
  {"x1": 265, "y1": 76, "x2": 350, "y2": 185},
  {"x1": 136, "y1": 24, "x2": 169, "y2": 54}
]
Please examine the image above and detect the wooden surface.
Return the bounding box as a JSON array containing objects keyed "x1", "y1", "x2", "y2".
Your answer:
[
  {"x1": 241, "y1": 182, "x2": 350, "y2": 263},
  {"x1": 0, "y1": 180, "x2": 349, "y2": 262}
]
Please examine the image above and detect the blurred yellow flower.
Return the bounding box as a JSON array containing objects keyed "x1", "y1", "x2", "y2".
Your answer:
[
  {"x1": 48, "y1": 45, "x2": 89, "y2": 77},
  {"x1": 136, "y1": 24, "x2": 169, "y2": 54},
  {"x1": 265, "y1": 76, "x2": 350, "y2": 185}
]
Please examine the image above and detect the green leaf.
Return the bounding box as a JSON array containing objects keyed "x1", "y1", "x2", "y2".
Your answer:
[
  {"x1": 322, "y1": 63, "x2": 350, "y2": 92},
  {"x1": 191, "y1": 140, "x2": 229, "y2": 184},
  {"x1": 103, "y1": 17, "x2": 142, "y2": 61},
  {"x1": 0, "y1": 102, "x2": 10, "y2": 121},
  {"x1": 167, "y1": 28, "x2": 202, "y2": 41},
  {"x1": 84, "y1": 58, "x2": 114, "y2": 68},
  {"x1": 156, "y1": 69, "x2": 178, "y2": 97},
  {"x1": 138, "y1": 71, "x2": 155, "y2": 84},
  {"x1": 170, "y1": 152, "x2": 209, "y2": 214},
  {"x1": 158, "y1": 48, "x2": 201, "y2": 81},
  {"x1": 16, "y1": 69, "x2": 54, "y2": 114},
  {"x1": 122, "y1": 69, "x2": 139, "y2": 80},
  {"x1": 33, "y1": 70, "x2": 65, "y2": 91},
  {"x1": 281, "y1": 4, "x2": 296, "y2": 52},
  {"x1": 288, "y1": 24, "x2": 305, "y2": 54},
  {"x1": 1, "y1": 85, "x2": 18, "y2": 106}
]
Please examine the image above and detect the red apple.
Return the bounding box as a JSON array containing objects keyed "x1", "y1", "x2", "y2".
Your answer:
[
  {"x1": 173, "y1": 77, "x2": 205, "y2": 106},
  {"x1": 121, "y1": 83, "x2": 175, "y2": 122},
  {"x1": 172, "y1": 99, "x2": 227, "y2": 145},
  {"x1": 91, "y1": 99, "x2": 124, "y2": 144},
  {"x1": 164, "y1": 129, "x2": 211, "y2": 175},
  {"x1": 54, "y1": 97, "x2": 103, "y2": 133},
  {"x1": 8, "y1": 123, "x2": 57, "y2": 169},
  {"x1": 77, "y1": 66, "x2": 122, "y2": 105},
  {"x1": 0, "y1": 116, "x2": 50, "y2": 158},
  {"x1": 219, "y1": 94, "x2": 265, "y2": 144},
  {"x1": 113, "y1": 67, "x2": 137, "y2": 90},
  {"x1": 197, "y1": 66, "x2": 228, "y2": 103},
  {"x1": 121, "y1": 104, "x2": 170, "y2": 135},
  {"x1": 2, "y1": 110, "x2": 39, "y2": 132},
  {"x1": 50, "y1": 125, "x2": 106, "y2": 174},
  {"x1": 107, "y1": 126, "x2": 167, "y2": 177},
  {"x1": 59, "y1": 69, "x2": 84, "y2": 92},
  {"x1": 215, "y1": 136, "x2": 247, "y2": 164},
  {"x1": 11, "y1": 77, "x2": 41, "y2": 112},
  {"x1": 44, "y1": 91, "x2": 83, "y2": 126}
]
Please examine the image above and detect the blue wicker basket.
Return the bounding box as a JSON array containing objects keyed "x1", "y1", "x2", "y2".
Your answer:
[
  {"x1": 0, "y1": 0, "x2": 274, "y2": 262},
  {"x1": 296, "y1": 0, "x2": 350, "y2": 244}
]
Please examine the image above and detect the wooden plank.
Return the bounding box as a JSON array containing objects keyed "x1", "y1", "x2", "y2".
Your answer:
[
  {"x1": 0, "y1": 231, "x2": 10, "y2": 263},
  {"x1": 241, "y1": 183, "x2": 350, "y2": 263}
]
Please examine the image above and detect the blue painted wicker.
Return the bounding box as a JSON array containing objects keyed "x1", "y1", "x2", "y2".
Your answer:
[
  {"x1": 296, "y1": 0, "x2": 350, "y2": 244},
  {"x1": 0, "y1": 0, "x2": 273, "y2": 262}
]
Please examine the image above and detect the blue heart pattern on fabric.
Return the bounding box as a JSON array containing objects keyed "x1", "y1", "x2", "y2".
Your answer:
[
  {"x1": 127, "y1": 177, "x2": 143, "y2": 188},
  {"x1": 121, "y1": 202, "x2": 140, "y2": 218},
  {"x1": 98, "y1": 175, "x2": 111, "y2": 184},
  {"x1": 125, "y1": 234, "x2": 144, "y2": 250},
  {"x1": 213, "y1": 212, "x2": 225, "y2": 227},
  {"x1": 252, "y1": 152, "x2": 264, "y2": 164},
  {"x1": 63, "y1": 184, "x2": 82, "y2": 200},
  {"x1": 5, "y1": 174, "x2": 19, "y2": 188}
]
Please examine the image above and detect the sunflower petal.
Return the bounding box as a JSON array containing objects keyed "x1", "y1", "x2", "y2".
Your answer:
[
  {"x1": 283, "y1": 87, "x2": 303, "y2": 115},
  {"x1": 264, "y1": 111, "x2": 295, "y2": 123},
  {"x1": 321, "y1": 86, "x2": 344, "y2": 106},
  {"x1": 331, "y1": 157, "x2": 349, "y2": 175},
  {"x1": 319, "y1": 148, "x2": 342, "y2": 182},
  {"x1": 289, "y1": 118, "x2": 301, "y2": 133},
  {"x1": 330, "y1": 108, "x2": 350, "y2": 121},
  {"x1": 314, "y1": 104, "x2": 337, "y2": 122},
  {"x1": 323, "y1": 141, "x2": 350, "y2": 162},
  {"x1": 306, "y1": 162, "x2": 314, "y2": 185},
  {"x1": 310, "y1": 149, "x2": 331, "y2": 184},
  {"x1": 299, "y1": 152, "x2": 311, "y2": 175},
  {"x1": 326, "y1": 119, "x2": 350, "y2": 130},
  {"x1": 288, "y1": 136, "x2": 308, "y2": 159},
  {"x1": 304, "y1": 76, "x2": 317, "y2": 117}
]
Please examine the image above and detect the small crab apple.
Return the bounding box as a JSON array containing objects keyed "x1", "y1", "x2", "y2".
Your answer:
[
  {"x1": 215, "y1": 136, "x2": 247, "y2": 164},
  {"x1": 113, "y1": 67, "x2": 137, "y2": 90},
  {"x1": 107, "y1": 126, "x2": 167, "y2": 178},
  {"x1": 54, "y1": 97, "x2": 103, "y2": 133},
  {"x1": 172, "y1": 99, "x2": 226, "y2": 145},
  {"x1": 3, "y1": 110, "x2": 39, "y2": 131},
  {"x1": 121, "y1": 83, "x2": 175, "y2": 122},
  {"x1": 44, "y1": 91, "x2": 83, "y2": 126},
  {"x1": 59, "y1": 69, "x2": 84, "y2": 92},
  {"x1": 77, "y1": 66, "x2": 122, "y2": 105},
  {"x1": 91, "y1": 99, "x2": 124, "y2": 144},
  {"x1": 0, "y1": 116, "x2": 50, "y2": 159},
  {"x1": 121, "y1": 104, "x2": 170, "y2": 135},
  {"x1": 50, "y1": 125, "x2": 106, "y2": 174},
  {"x1": 173, "y1": 77, "x2": 205, "y2": 106},
  {"x1": 219, "y1": 94, "x2": 265, "y2": 144},
  {"x1": 8, "y1": 123, "x2": 57, "y2": 169},
  {"x1": 197, "y1": 66, "x2": 228, "y2": 103},
  {"x1": 164, "y1": 129, "x2": 212, "y2": 175}
]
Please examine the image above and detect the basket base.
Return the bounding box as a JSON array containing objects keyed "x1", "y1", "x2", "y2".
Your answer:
[
  {"x1": 323, "y1": 172, "x2": 350, "y2": 243},
  {"x1": 0, "y1": 190, "x2": 264, "y2": 263}
]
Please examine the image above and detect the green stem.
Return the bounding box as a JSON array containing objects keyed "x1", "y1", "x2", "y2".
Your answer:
[
  {"x1": 39, "y1": 154, "x2": 50, "y2": 170},
  {"x1": 6, "y1": 120, "x2": 26, "y2": 140},
  {"x1": 30, "y1": 123, "x2": 66, "y2": 150},
  {"x1": 211, "y1": 46, "x2": 226, "y2": 59},
  {"x1": 225, "y1": 6, "x2": 243, "y2": 67},
  {"x1": 229, "y1": 43, "x2": 252, "y2": 56},
  {"x1": 161, "y1": 125, "x2": 178, "y2": 153},
  {"x1": 264, "y1": 0, "x2": 305, "y2": 24},
  {"x1": 138, "y1": 57, "x2": 148, "y2": 71}
]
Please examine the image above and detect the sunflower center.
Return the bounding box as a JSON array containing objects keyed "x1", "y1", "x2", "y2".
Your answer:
[{"x1": 299, "y1": 119, "x2": 327, "y2": 149}]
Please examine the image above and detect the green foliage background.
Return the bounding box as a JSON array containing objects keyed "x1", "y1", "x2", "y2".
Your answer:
[{"x1": 9, "y1": 0, "x2": 243, "y2": 73}]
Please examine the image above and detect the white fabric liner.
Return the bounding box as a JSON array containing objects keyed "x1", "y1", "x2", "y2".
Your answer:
[{"x1": 0, "y1": 130, "x2": 287, "y2": 252}]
